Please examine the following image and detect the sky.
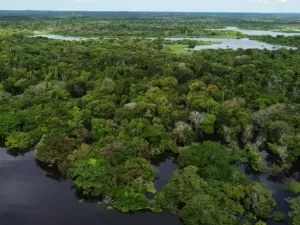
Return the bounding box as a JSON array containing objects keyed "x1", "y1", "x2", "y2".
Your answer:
[{"x1": 1, "y1": 0, "x2": 300, "y2": 12}]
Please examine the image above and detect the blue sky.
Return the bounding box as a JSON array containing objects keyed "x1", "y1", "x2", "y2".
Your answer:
[{"x1": 1, "y1": 0, "x2": 299, "y2": 12}]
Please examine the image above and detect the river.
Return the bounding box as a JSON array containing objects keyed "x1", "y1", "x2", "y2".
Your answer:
[
  {"x1": 32, "y1": 34, "x2": 297, "y2": 50},
  {"x1": 165, "y1": 37, "x2": 296, "y2": 50},
  {"x1": 239, "y1": 164, "x2": 295, "y2": 225},
  {"x1": 0, "y1": 147, "x2": 296, "y2": 225},
  {"x1": 5, "y1": 28, "x2": 298, "y2": 225},
  {"x1": 0, "y1": 149, "x2": 182, "y2": 225},
  {"x1": 211, "y1": 26, "x2": 300, "y2": 37}
]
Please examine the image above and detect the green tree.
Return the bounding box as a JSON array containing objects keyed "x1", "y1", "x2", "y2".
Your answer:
[
  {"x1": 154, "y1": 166, "x2": 208, "y2": 214},
  {"x1": 69, "y1": 157, "x2": 116, "y2": 197},
  {"x1": 180, "y1": 141, "x2": 240, "y2": 182},
  {"x1": 35, "y1": 133, "x2": 76, "y2": 165},
  {"x1": 117, "y1": 157, "x2": 156, "y2": 192},
  {"x1": 179, "y1": 194, "x2": 237, "y2": 225},
  {"x1": 113, "y1": 187, "x2": 149, "y2": 212},
  {"x1": 268, "y1": 121, "x2": 294, "y2": 143},
  {"x1": 5, "y1": 131, "x2": 32, "y2": 150},
  {"x1": 66, "y1": 76, "x2": 87, "y2": 98},
  {"x1": 91, "y1": 118, "x2": 115, "y2": 140},
  {"x1": 246, "y1": 145, "x2": 265, "y2": 172},
  {"x1": 244, "y1": 183, "x2": 276, "y2": 219},
  {"x1": 287, "y1": 197, "x2": 300, "y2": 225}
]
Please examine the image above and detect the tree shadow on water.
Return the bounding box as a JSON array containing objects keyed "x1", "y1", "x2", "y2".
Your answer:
[
  {"x1": 35, "y1": 159, "x2": 67, "y2": 182},
  {"x1": 4, "y1": 148, "x2": 32, "y2": 157}
]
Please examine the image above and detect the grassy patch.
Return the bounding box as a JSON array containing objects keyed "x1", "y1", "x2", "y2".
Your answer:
[{"x1": 167, "y1": 44, "x2": 192, "y2": 54}]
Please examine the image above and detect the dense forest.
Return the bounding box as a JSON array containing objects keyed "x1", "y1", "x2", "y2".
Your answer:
[
  {"x1": 1, "y1": 11, "x2": 300, "y2": 225},
  {"x1": 1, "y1": 11, "x2": 300, "y2": 37},
  {"x1": 250, "y1": 35, "x2": 300, "y2": 48}
]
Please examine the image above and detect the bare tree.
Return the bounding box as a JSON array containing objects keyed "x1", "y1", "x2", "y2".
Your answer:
[
  {"x1": 189, "y1": 111, "x2": 206, "y2": 127},
  {"x1": 172, "y1": 121, "x2": 192, "y2": 144}
]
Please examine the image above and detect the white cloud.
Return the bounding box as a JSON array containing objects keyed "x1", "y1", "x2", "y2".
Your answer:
[{"x1": 251, "y1": 0, "x2": 288, "y2": 4}]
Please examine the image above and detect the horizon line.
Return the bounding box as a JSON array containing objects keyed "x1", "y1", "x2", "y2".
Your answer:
[{"x1": 1, "y1": 10, "x2": 300, "y2": 14}]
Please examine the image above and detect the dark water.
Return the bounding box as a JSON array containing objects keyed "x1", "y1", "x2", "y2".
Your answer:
[
  {"x1": 239, "y1": 164, "x2": 294, "y2": 225},
  {"x1": 0, "y1": 147, "x2": 295, "y2": 225},
  {"x1": 0, "y1": 149, "x2": 182, "y2": 225},
  {"x1": 151, "y1": 153, "x2": 179, "y2": 190},
  {"x1": 239, "y1": 149, "x2": 297, "y2": 225},
  {"x1": 151, "y1": 151, "x2": 295, "y2": 225}
]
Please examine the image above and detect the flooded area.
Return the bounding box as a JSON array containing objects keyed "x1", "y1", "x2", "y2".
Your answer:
[
  {"x1": 211, "y1": 26, "x2": 300, "y2": 37},
  {"x1": 0, "y1": 149, "x2": 182, "y2": 225},
  {"x1": 31, "y1": 34, "x2": 91, "y2": 41},
  {"x1": 239, "y1": 164, "x2": 295, "y2": 225},
  {"x1": 0, "y1": 146, "x2": 295, "y2": 225},
  {"x1": 151, "y1": 153, "x2": 178, "y2": 190},
  {"x1": 32, "y1": 34, "x2": 297, "y2": 50},
  {"x1": 166, "y1": 37, "x2": 296, "y2": 50}
]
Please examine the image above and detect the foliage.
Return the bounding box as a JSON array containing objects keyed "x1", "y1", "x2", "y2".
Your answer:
[
  {"x1": 287, "y1": 197, "x2": 300, "y2": 225},
  {"x1": 0, "y1": 114, "x2": 22, "y2": 138},
  {"x1": 112, "y1": 187, "x2": 149, "y2": 212},
  {"x1": 154, "y1": 166, "x2": 208, "y2": 214},
  {"x1": 180, "y1": 141, "x2": 242, "y2": 182},
  {"x1": 245, "y1": 145, "x2": 265, "y2": 172},
  {"x1": 91, "y1": 118, "x2": 114, "y2": 140},
  {"x1": 69, "y1": 157, "x2": 116, "y2": 197},
  {"x1": 154, "y1": 165, "x2": 275, "y2": 224},
  {"x1": 117, "y1": 157, "x2": 156, "y2": 192},
  {"x1": 255, "y1": 221, "x2": 267, "y2": 225},
  {"x1": 5, "y1": 132, "x2": 32, "y2": 150},
  {"x1": 179, "y1": 194, "x2": 237, "y2": 225},
  {"x1": 35, "y1": 133, "x2": 77, "y2": 165},
  {"x1": 272, "y1": 211, "x2": 285, "y2": 222},
  {"x1": 286, "y1": 181, "x2": 300, "y2": 194},
  {"x1": 251, "y1": 35, "x2": 300, "y2": 47},
  {"x1": 0, "y1": 14, "x2": 299, "y2": 223},
  {"x1": 243, "y1": 183, "x2": 276, "y2": 219}
]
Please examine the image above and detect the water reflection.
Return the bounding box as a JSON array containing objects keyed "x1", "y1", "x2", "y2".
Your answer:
[
  {"x1": 0, "y1": 150, "x2": 182, "y2": 225},
  {"x1": 1, "y1": 145, "x2": 297, "y2": 225},
  {"x1": 239, "y1": 149, "x2": 296, "y2": 225},
  {"x1": 166, "y1": 37, "x2": 296, "y2": 50},
  {"x1": 31, "y1": 35, "x2": 297, "y2": 50},
  {"x1": 151, "y1": 153, "x2": 179, "y2": 190},
  {"x1": 211, "y1": 26, "x2": 300, "y2": 37},
  {"x1": 31, "y1": 34, "x2": 91, "y2": 41},
  {"x1": 35, "y1": 159, "x2": 67, "y2": 182},
  {"x1": 242, "y1": 167, "x2": 294, "y2": 225},
  {"x1": 4, "y1": 148, "x2": 30, "y2": 157}
]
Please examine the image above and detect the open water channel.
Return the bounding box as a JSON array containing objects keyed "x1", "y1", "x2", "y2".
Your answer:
[
  {"x1": 0, "y1": 147, "x2": 296, "y2": 225},
  {"x1": 32, "y1": 28, "x2": 299, "y2": 50},
  {"x1": 0, "y1": 149, "x2": 182, "y2": 225},
  {"x1": 211, "y1": 26, "x2": 300, "y2": 37}
]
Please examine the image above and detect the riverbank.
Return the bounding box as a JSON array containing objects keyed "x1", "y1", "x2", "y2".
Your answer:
[
  {"x1": 1, "y1": 145, "x2": 296, "y2": 225},
  {"x1": 0, "y1": 149, "x2": 182, "y2": 225},
  {"x1": 31, "y1": 34, "x2": 297, "y2": 50}
]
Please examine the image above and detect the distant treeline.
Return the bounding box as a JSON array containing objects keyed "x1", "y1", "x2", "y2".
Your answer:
[{"x1": 1, "y1": 10, "x2": 300, "y2": 19}]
